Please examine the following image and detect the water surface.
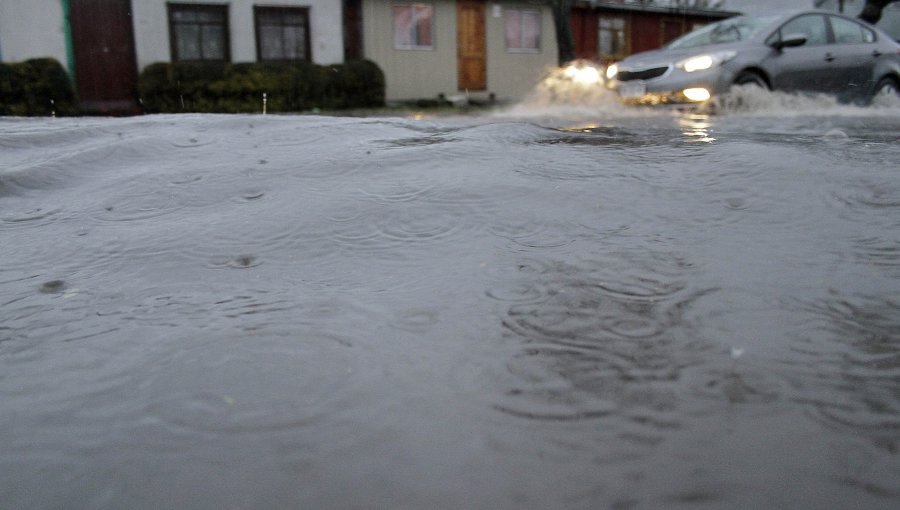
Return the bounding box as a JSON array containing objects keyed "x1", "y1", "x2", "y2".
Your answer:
[{"x1": 1, "y1": 100, "x2": 899, "y2": 509}]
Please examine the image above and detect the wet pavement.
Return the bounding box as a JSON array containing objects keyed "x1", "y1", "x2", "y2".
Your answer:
[{"x1": 1, "y1": 99, "x2": 899, "y2": 508}]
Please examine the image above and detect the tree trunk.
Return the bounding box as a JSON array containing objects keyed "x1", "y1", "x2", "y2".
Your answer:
[
  {"x1": 549, "y1": 0, "x2": 575, "y2": 65},
  {"x1": 858, "y1": 0, "x2": 895, "y2": 24}
]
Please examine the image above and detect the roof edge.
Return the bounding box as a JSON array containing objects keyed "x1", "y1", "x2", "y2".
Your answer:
[{"x1": 574, "y1": 1, "x2": 740, "y2": 19}]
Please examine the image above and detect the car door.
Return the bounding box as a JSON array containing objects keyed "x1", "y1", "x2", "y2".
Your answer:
[
  {"x1": 765, "y1": 14, "x2": 835, "y2": 93},
  {"x1": 826, "y1": 15, "x2": 880, "y2": 101}
]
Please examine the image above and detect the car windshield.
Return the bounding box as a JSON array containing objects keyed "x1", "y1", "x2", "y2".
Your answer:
[{"x1": 667, "y1": 15, "x2": 780, "y2": 49}]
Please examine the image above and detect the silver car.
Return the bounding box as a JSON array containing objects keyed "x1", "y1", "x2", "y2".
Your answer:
[{"x1": 605, "y1": 10, "x2": 900, "y2": 105}]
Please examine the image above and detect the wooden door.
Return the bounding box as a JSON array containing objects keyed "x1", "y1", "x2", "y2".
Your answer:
[
  {"x1": 343, "y1": 0, "x2": 363, "y2": 61},
  {"x1": 70, "y1": 0, "x2": 139, "y2": 114},
  {"x1": 457, "y1": 1, "x2": 486, "y2": 91}
]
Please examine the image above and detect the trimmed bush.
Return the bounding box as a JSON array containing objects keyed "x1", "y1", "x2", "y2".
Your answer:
[
  {"x1": 138, "y1": 60, "x2": 385, "y2": 114},
  {"x1": 0, "y1": 58, "x2": 78, "y2": 116}
]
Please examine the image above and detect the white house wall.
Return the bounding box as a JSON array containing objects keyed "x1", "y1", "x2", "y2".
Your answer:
[
  {"x1": 2, "y1": 0, "x2": 560, "y2": 104},
  {"x1": 0, "y1": 0, "x2": 68, "y2": 65},
  {"x1": 363, "y1": 1, "x2": 558, "y2": 102},
  {"x1": 132, "y1": 0, "x2": 345, "y2": 71},
  {"x1": 485, "y1": 2, "x2": 558, "y2": 102},
  {"x1": 363, "y1": 0, "x2": 458, "y2": 101},
  {"x1": 0, "y1": 1, "x2": 343, "y2": 71}
]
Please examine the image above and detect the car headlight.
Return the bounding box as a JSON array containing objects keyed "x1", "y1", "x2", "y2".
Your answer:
[
  {"x1": 606, "y1": 63, "x2": 618, "y2": 80},
  {"x1": 677, "y1": 51, "x2": 737, "y2": 73},
  {"x1": 562, "y1": 62, "x2": 603, "y2": 86}
]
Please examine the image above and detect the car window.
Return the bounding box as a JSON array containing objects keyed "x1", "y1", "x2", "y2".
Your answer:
[
  {"x1": 778, "y1": 14, "x2": 829, "y2": 46},
  {"x1": 829, "y1": 16, "x2": 876, "y2": 44},
  {"x1": 667, "y1": 15, "x2": 779, "y2": 49}
]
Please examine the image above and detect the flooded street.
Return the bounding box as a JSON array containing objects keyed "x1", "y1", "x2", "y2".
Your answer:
[{"x1": 1, "y1": 97, "x2": 899, "y2": 508}]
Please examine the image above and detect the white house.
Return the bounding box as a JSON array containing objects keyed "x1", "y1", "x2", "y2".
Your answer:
[
  {"x1": 359, "y1": 1, "x2": 559, "y2": 103},
  {"x1": 1, "y1": 1, "x2": 564, "y2": 111},
  {"x1": 0, "y1": 0, "x2": 346, "y2": 113},
  {"x1": 130, "y1": 0, "x2": 345, "y2": 69}
]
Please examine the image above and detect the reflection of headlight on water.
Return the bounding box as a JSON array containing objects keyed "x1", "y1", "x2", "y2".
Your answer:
[{"x1": 683, "y1": 88, "x2": 711, "y2": 102}]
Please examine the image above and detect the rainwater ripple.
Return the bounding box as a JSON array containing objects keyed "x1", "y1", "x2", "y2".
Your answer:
[
  {"x1": 1, "y1": 112, "x2": 899, "y2": 509},
  {"x1": 491, "y1": 252, "x2": 718, "y2": 424},
  {"x1": 787, "y1": 294, "x2": 900, "y2": 449}
]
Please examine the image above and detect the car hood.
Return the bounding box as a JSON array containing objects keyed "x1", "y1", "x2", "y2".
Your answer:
[{"x1": 617, "y1": 42, "x2": 752, "y2": 68}]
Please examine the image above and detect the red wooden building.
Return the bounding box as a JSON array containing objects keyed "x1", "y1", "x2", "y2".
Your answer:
[{"x1": 571, "y1": 1, "x2": 738, "y2": 65}]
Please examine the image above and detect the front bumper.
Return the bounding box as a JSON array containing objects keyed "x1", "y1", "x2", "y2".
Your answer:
[{"x1": 608, "y1": 67, "x2": 735, "y2": 105}]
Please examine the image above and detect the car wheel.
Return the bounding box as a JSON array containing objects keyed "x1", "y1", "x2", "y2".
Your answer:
[
  {"x1": 872, "y1": 76, "x2": 899, "y2": 103},
  {"x1": 733, "y1": 71, "x2": 769, "y2": 89}
]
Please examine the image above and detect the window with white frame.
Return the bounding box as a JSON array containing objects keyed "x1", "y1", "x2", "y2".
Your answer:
[
  {"x1": 168, "y1": 3, "x2": 230, "y2": 62},
  {"x1": 255, "y1": 6, "x2": 311, "y2": 61},
  {"x1": 393, "y1": 3, "x2": 434, "y2": 50},
  {"x1": 505, "y1": 7, "x2": 541, "y2": 52},
  {"x1": 599, "y1": 17, "x2": 628, "y2": 60}
]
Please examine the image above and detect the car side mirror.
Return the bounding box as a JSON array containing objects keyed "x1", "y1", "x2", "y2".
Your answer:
[{"x1": 772, "y1": 33, "x2": 808, "y2": 50}]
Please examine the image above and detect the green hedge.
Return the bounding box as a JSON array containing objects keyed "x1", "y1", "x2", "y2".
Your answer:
[
  {"x1": 0, "y1": 58, "x2": 78, "y2": 116},
  {"x1": 138, "y1": 60, "x2": 385, "y2": 113}
]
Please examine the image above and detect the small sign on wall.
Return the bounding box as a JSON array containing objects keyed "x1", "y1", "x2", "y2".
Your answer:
[{"x1": 492, "y1": 4, "x2": 502, "y2": 18}]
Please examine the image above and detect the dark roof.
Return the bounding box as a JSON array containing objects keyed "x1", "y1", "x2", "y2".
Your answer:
[{"x1": 576, "y1": 1, "x2": 739, "y2": 19}]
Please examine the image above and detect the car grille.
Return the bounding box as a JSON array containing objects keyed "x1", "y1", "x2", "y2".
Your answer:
[{"x1": 618, "y1": 66, "x2": 670, "y2": 82}]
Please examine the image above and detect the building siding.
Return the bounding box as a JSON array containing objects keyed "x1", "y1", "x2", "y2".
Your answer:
[
  {"x1": 131, "y1": 0, "x2": 345, "y2": 71},
  {"x1": 363, "y1": 0, "x2": 557, "y2": 103},
  {"x1": 0, "y1": 0, "x2": 69, "y2": 66},
  {"x1": 485, "y1": 2, "x2": 559, "y2": 101},
  {"x1": 363, "y1": 0, "x2": 459, "y2": 101},
  {"x1": 2, "y1": 0, "x2": 562, "y2": 106},
  {"x1": 572, "y1": 4, "x2": 735, "y2": 64},
  {"x1": 0, "y1": 1, "x2": 344, "y2": 72}
]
